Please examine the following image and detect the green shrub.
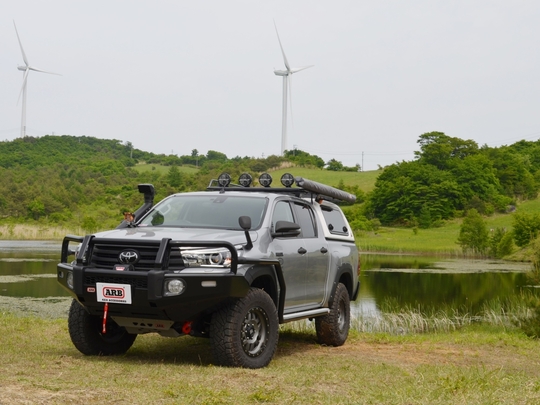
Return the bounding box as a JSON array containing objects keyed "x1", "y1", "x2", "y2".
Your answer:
[
  {"x1": 513, "y1": 212, "x2": 540, "y2": 247},
  {"x1": 457, "y1": 209, "x2": 489, "y2": 255},
  {"x1": 488, "y1": 227, "x2": 514, "y2": 258}
]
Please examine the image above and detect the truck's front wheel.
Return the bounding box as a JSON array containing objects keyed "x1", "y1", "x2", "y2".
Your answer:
[
  {"x1": 210, "y1": 288, "x2": 279, "y2": 368},
  {"x1": 68, "y1": 299, "x2": 136, "y2": 356}
]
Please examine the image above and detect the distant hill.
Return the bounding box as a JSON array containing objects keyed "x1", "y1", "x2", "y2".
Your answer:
[{"x1": 0, "y1": 135, "x2": 373, "y2": 231}]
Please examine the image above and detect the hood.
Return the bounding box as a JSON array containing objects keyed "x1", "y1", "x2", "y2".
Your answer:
[{"x1": 94, "y1": 226, "x2": 258, "y2": 245}]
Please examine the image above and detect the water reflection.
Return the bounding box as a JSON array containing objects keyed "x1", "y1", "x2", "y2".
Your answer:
[
  {"x1": 0, "y1": 243, "x2": 535, "y2": 315},
  {"x1": 0, "y1": 241, "x2": 65, "y2": 298},
  {"x1": 357, "y1": 254, "x2": 533, "y2": 315}
]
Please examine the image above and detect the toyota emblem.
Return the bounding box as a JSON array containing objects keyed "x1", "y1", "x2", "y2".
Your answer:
[{"x1": 119, "y1": 250, "x2": 139, "y2": 264}]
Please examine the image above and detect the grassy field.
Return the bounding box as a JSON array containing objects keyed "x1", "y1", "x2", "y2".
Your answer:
[
  {"x1": 1, "y1": 312, "x2": 539, "y2": 405},
  {"x1": 269, "y1": 167, "x2": 381, "y2": 192},
  {"x1": 356, "y1": 198, "x2": 540, "y2": 256},
  {"x1": 132, "y1": 163, "x2": 381, "y2": 192},
  {"x1": 132, "y1": 163, "x2": 200, "y2": 175}
]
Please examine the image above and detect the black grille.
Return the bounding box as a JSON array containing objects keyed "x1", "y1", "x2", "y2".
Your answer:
[
  {"x1": 85, "y1": 274, "x2": 148, "y2": 289},
  {"x1": 89, "y1": 242, "x2": 184, "y2": 271}
]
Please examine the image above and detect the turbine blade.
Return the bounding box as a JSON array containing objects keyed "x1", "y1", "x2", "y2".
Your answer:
[
  {"x1": 291, "y1": 65, "x2": 314, "y2": 74},
  {"x1": 17, "y1": 69, "x2": 29, "y2": 105},
  {"x1": 273, "y1": 20, "x2": 291, "y2": 71},
  {"x1": 29, "y1": 66, "x2": 61, "y2": 76},
  {"x1": 13, "y1": 21, "x2": 29, "y2": 66}
]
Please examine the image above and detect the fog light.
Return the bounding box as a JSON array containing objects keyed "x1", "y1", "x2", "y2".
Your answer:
[
  {"x1": 164, "y1": 279, "x2": 186, "y2": 296},
  {"x1": 66, "y1": 271, "x2": 74, "y2": 289}
]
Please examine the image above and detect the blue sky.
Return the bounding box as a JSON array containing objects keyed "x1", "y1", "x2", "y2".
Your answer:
[{"x1": 2, "y1": 1, "x2": 540, "y2": 170}]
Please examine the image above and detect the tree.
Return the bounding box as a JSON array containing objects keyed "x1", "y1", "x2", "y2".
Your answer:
[
  {"x1": 415, "y1": 131, "x2": 479, "y2": 170},
  {"x1": 457, "y1": 209, "x2": 489, "y2": 255},
  {"x1": 27, "y1": 198, "x2": 45, "y2": 220},
  {"x1": 167, "y1": 165, "x2": 183, "y2": 188},
  {"x1": 512, "y1": 212, "x2": 540, "y2": 247},
  {"x1": 206, "y1": 150, "x2": 228, "y2": 162},
  {"x1": 367, "y1": 160, "x2": 461, "y2": 225},
  {"x1": 326, "y1": 159, "x2": 344, "y2": 171}
]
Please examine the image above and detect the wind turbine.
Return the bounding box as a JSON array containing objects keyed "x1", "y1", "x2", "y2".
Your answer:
[
  {"x1": 273, "y1": 21, "x2": 313, "y2": 155},
  {"x1": 14, "y1": 21, "x2": 61, "y2": 138}
]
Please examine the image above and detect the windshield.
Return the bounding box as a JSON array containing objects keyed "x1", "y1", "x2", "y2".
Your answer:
[{"x1": 138, "y1": 194, "x2": 268, "y2": 229}]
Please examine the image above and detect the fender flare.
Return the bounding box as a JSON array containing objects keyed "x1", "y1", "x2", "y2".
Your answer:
[
  {"x1": 328, "y1": 263, "x2": 358, "y2": 304},
  {"x1": 238, "y1": 257, "x2": 286, "y2": 323}
]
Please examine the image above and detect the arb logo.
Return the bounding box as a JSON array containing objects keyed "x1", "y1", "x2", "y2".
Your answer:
[
  {"x1": 96, "y1": 282, "x2": 132, "y2": 305},
  {"x1": 103, "y1": 286, "x2": 125, "y2": 299}
]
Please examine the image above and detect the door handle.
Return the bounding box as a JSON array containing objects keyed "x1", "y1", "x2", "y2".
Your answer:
[
  {"x1": 320, "y1": 247, "x2": 328, "y2": 254},
  {"x1": 298, "y1": 247, "x2": 307, "y2": 255}
]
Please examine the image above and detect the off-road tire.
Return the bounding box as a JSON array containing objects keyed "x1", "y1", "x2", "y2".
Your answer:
[
  {"x1": 315, "y1": 283, "x2": 350, "y2": 346},
  {"x1": 68, "y1": 299, "x2": 136, "y2": 356},
  {"x1": 210, "y1": 288, "x2": 279, "y2": 368}
]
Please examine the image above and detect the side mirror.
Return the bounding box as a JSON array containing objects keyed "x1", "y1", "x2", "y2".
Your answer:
[
  {"x1": 272, "y1": 220, "x2": 301, "y2": 237},
  {"x1": 239, "y1": 216, "x2": 253, "y2": 250}
]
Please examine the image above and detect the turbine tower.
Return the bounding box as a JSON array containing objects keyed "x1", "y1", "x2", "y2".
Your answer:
[
  {"x1": 273, "y1": 21, "x2": 313, "y2": 156},
  {"x1": 14, "y1": 21, "x2": 60, "y2": 138}
]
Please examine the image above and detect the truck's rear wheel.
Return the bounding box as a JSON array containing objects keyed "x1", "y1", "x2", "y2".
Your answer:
[
  {"x1": 68, "y1": 299, "x2": 136, "y2": 356},
  {"x1": 210, "y1": 288, "x2": 279, "y2": 368},
  {"x1": 315, "y1": 282, "x2": 350, "y2": 346}
]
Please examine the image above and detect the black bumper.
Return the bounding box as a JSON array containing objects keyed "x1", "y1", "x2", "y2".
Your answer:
[{"x1": 57, "y1": 263, "x2": 250, "y2": 322}]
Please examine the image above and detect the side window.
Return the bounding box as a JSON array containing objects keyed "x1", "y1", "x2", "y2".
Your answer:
[
  {"x1": 293, "y1": 202, "x2": 316, "y2": 238},
  {"x1": 321, "y1": 206, "x2": 348, "y2": 235},
  {"x1": 272, "y1": 201, "x2": 295, "y2": 233}
]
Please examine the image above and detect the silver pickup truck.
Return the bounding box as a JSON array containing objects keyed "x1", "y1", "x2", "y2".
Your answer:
[{"x1": 57, "y1": 172, "x2": 360, "y2": 368}]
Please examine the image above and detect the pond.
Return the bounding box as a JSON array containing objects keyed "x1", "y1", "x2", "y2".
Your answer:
[{"x1": 0, "y1": 241, "x2": 535, "y2": 317}]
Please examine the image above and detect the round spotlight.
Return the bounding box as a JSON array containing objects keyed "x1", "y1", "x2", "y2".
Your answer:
[
  {"x1": 165, "y1": 279, "x2": 186, "y2": 296},
  {"x1": 281, "y1": 173, "x2": 295, "y2": 188},
  {"x1": 238, "y1": 173, "x2": 253, "y2": 187},
  {"x1": 217, "y1": 173, "x2": 231, "y2": 187},
  {"x1": 259, "y1": 173, "x2": 273, "y2": 187}
]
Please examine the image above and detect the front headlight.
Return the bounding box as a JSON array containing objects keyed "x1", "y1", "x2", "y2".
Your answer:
[
  {"x1": 181, "y1": 247, "x2": 233, "y2": 268},
  {"x1": 66, "y1": 271, "x2": 74, "y2": 289}
]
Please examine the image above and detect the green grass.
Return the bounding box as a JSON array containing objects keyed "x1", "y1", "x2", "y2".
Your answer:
[
  {"x1": 357, "y1": 221, "x2": 464, "y2": 255},
  {"x1": 269, "y1": 167, "x2": 381, "y2": 192},
  {"x1": 132, "y1": 163, "x2": 199, "y2": 175},
  {"x1": 358, "y1": 199, "x2": 540, "y2": 256},
  {"x1": 1, "y1": 311, "x2": 539, "y2": 404}
]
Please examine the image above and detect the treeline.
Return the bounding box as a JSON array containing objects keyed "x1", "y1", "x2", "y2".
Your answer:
[
  {"x1": 365, "y1": 131, "x2": 540, "y2": 227},
  {"x1": 0, "y1": 135, "x2": 358, "y2": 231},
  {"x1": 3, "y1": 132, "x2": 540, "y2": 247}
]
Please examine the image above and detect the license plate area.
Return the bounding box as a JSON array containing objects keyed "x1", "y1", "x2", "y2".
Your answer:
[{"x1": 96, "y1": 282, "x2": 132, "y2": 304}]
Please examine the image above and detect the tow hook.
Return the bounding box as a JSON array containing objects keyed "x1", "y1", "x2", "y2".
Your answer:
[
  {"x1": 182, "y1": 321, "x2": 193, "y2": 335},
  {"x1": 102, "y1": 302, "x2": 109, "y2": 334}
]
